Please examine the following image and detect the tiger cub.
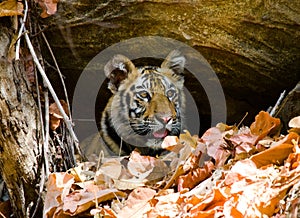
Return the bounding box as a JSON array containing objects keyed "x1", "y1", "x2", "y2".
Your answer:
[{"x1": 101, "y1": 50, "x2": 186, "y2": 156}]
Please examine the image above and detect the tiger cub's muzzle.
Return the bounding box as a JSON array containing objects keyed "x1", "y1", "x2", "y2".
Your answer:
[{"x1": 142, "y1": 93, "x2": 178, "y2": 139}]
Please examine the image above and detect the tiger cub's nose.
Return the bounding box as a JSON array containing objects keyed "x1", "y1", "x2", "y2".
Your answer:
[
  {"x1": 155, "y1": 114, "x2": 173, "y2": 124},
  {"x1": 161, "y1": 116, "x2": 172, "y2": 124}
]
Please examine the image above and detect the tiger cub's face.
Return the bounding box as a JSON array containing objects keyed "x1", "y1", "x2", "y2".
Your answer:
[{"x1": 101, "y1": 51, "x2": 186, "y2": 155}]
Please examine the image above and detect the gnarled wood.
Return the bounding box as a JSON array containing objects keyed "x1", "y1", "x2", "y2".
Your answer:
[{"x1": 0, "y1": 25, "x2": 42, "y2": 217}]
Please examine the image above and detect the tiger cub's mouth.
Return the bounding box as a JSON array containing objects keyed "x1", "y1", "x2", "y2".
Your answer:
[
  {"x1": 152, "y1": 116, "x2": 173, "y2": 139},
  {"x1": 153, "y1": 128, "x2": 169, "y2": 139},
  {"x1": 152, "y1": 118, "x2": 173, "y2": 138}
]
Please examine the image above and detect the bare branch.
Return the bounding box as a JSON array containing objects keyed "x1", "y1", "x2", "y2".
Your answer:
[
  {"x1": 41, "y1": 30, "x2": 72, "y2": 117},
  {"x1": 16, "y1": 0, "x2": 28, "y2": 60},
  {"x1": 24, "y1": 29, "x2": 79, "y2": 144}
]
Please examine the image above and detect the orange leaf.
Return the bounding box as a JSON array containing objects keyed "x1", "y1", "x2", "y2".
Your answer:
[
  {"x1": 91, "y1": 206, "x2": 118, "y2": 218},
  {"x1": 161, "y1": 136, "x2": 182, "y2": 153},
  {"x1": 35, "y1": 0, "x2": 59, "y2": 18},
  {"x1": 177, "y1": 161, "x2": 214, "y2": 191},
  {"x1": 189, "y1": 188, "x2": 227, "y2": 216},
  {"x1": 179, "y1": 130, "x2": 198, "y2": 149},
  {"x1": 286, "y1": 153, "x2": 300, "y2": 170},
  {"x1": 127, "y1": 150, "x2": 169, "y2": 182},
  {"x1": 223, "y1": 198, "x2": 244, "y2": 218},
  {"x1": 165, "y1": 147, "x2": 203, "y2": 190},
  {"x1": 289, "y1": 116, "x2": 300, "y2": 128},
  {"x1": 49, "y1": 100, "x2": 69, "y2": 117},
  {"x1": 250, "y1": 132, "x2": 299, "y2": 168},
  {"x1": 250, "y1": 143, "x2": 293, "y2": 168},
  {"x1": 250, "y1": 111, "x2": 281, "y2": 142},
  {"x1": 256, "y1": 188, "x2": 286, "y2": 217},
  {"x1": 0, "y1": 0, "x2": 23, "y2": 17},
  {"x1": 224, "y1": 172, "x2": 244, "y2": 186},
  {"x1": 43, "y1": 173, "x2": 75, "y2": 218},
  {"x1": 146, "y1": 191, "x2": 182, "y2": 218},
  {"x1": 228, "y1": 133, "x2": 258, "y2": 154},
  {"x1": 161, "y1": 131, "x2": 198, "y2": 153},
  {"x1": 283, "y1": 132, "x2": 300, "y2": 145},
  {"x1": 200, "y1": 127, "x2": 230, "y2": 167},
  {"x1": 126, "y1": 187, "x2": 156, "y2": 207},
  {"x1": 49, "y1": 100, "x2": 69, "y2": 131},
  {"x1": 118, "y1": 187, "x2": 156, "y2": 218},
  {"x1": 63, "y1": 188, "x2": 125, "y2": 216}
]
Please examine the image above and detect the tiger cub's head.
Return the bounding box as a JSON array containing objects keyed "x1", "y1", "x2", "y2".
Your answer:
[{"x1": 101, "y1": 50, "x2": 186, "y2": 156}]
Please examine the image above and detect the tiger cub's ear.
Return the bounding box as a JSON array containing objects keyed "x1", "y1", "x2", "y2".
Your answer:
[
  {"x1": 104, "y1": 54, "x2": 136, "y2": 93},
  {"x1": 161, "y1": 50, "x2": 186, "y2": 76}
]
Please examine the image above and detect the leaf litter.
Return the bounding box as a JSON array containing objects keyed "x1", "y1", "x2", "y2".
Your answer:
[{"x1": 43, "y1": 111, "x2": 300, "y2": 217}]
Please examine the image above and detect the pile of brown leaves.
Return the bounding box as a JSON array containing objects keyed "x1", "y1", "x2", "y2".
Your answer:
[
  {"x1": 43, "y1": 111, "x2": 300, "y2": 217},
  {"x1": 0, "y1": 0, "x2": 58, "y2": 18}
]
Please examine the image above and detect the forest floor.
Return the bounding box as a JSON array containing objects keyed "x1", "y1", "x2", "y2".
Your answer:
[{"x1": 41, "y1": 111, "x2": 300, "y2": 218}]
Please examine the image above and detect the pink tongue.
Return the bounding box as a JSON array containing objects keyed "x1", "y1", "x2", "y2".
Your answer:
[{"x1": 153, "y1": 129, "x2": 168, "y2": 138}]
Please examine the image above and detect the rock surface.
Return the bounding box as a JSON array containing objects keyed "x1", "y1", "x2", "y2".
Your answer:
[{"x1": 40, "y1": 0, "x2": 300, "y2": 136}]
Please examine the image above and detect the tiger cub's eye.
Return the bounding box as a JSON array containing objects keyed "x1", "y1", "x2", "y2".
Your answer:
[
  {"x1": 166, "y1": 89, "x2": 176, "y2": 98},
  {"x1": 137, "y1": 91, "x2": 149, "y2": 99}
]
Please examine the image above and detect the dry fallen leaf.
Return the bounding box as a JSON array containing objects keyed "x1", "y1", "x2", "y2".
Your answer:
[
  {"x1": 147, "y1": 189, "x2": 183, "y2": 217},
  {"x1": 62, "y1": 188, "x2": 125, "y2": 216},
  {"x1": 286, "y1": 152, "x2": 300, "y2": 171},
  {"x1": 164, "y1": 145, "x2": 202, "y2": 190},
  {"x1": 250, "y1": 132, "x2": 299, "y2": 168},
  {"x1": 0, "y1": 0, "x2": 23, "y2": 17},
  {"x1": 94, "y1": 158, "x2": 123, "y2": 188},
  {"x1": 188, "y1": 188, "x2": 227, "y2": 217},
  {"x1": 289, "y1": 116, "x2": 300, "y2": 134},
  {"x1": 43, "y1": 110, "x2": 300, "y2": 218},
  {"x1": 200, "y1": 127, "x2": 231, "y2": 167},
  {"x1": 49, "y1": 100, "x2": 69, "y2": 131},
  {"x1": 162, "y1": 130, "x2": 199, "y2": 154},
  {"x1": 35, "y1": 0, "x2": 59, "y2": 18},
  {"x1": 118, "y1": 187, "x2": 156, "y2": 218},
  {"x1": 98, "y1": 158, "x2": 122, "y2": 180},
  {"x1": 113, "y1": 178, "x2": 145, "y2": 191},
  {"x1": 289, "y1": 116, "x2": 300, "y2": 128},
  {"x1": 43, "y1": 172, "x2": 126, "y2": 217},
  {"x1": 161, "y1": 135, "x2": 181, "y2": 152},
  {"x1": 43, "y1": 173, "x2": 75, "y2": 218},
  {"x1": 127, "y1": 151, "x2": 169, "y2": 182},
  {"x1": 177, "y1": 161, "x2": 214, "y2": 191},
  {"x1": 250, "y1": 111, "x2": 281, "y2": 142},
  {"x1": 180, "y1": 130, "x2": 198, "y2": 149},
  {"x1": 227, "y1": 132, "x2": 258, "y2": 154},
  {"x1": 91, "y1": 206, "x2": 118, "y2": 218},
  {"x1": 67, "y1": 162, "x2": 95, "y2": 182},
  {"x1": 126, "y1": 187, "x2": 157, "y2": 207}
]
